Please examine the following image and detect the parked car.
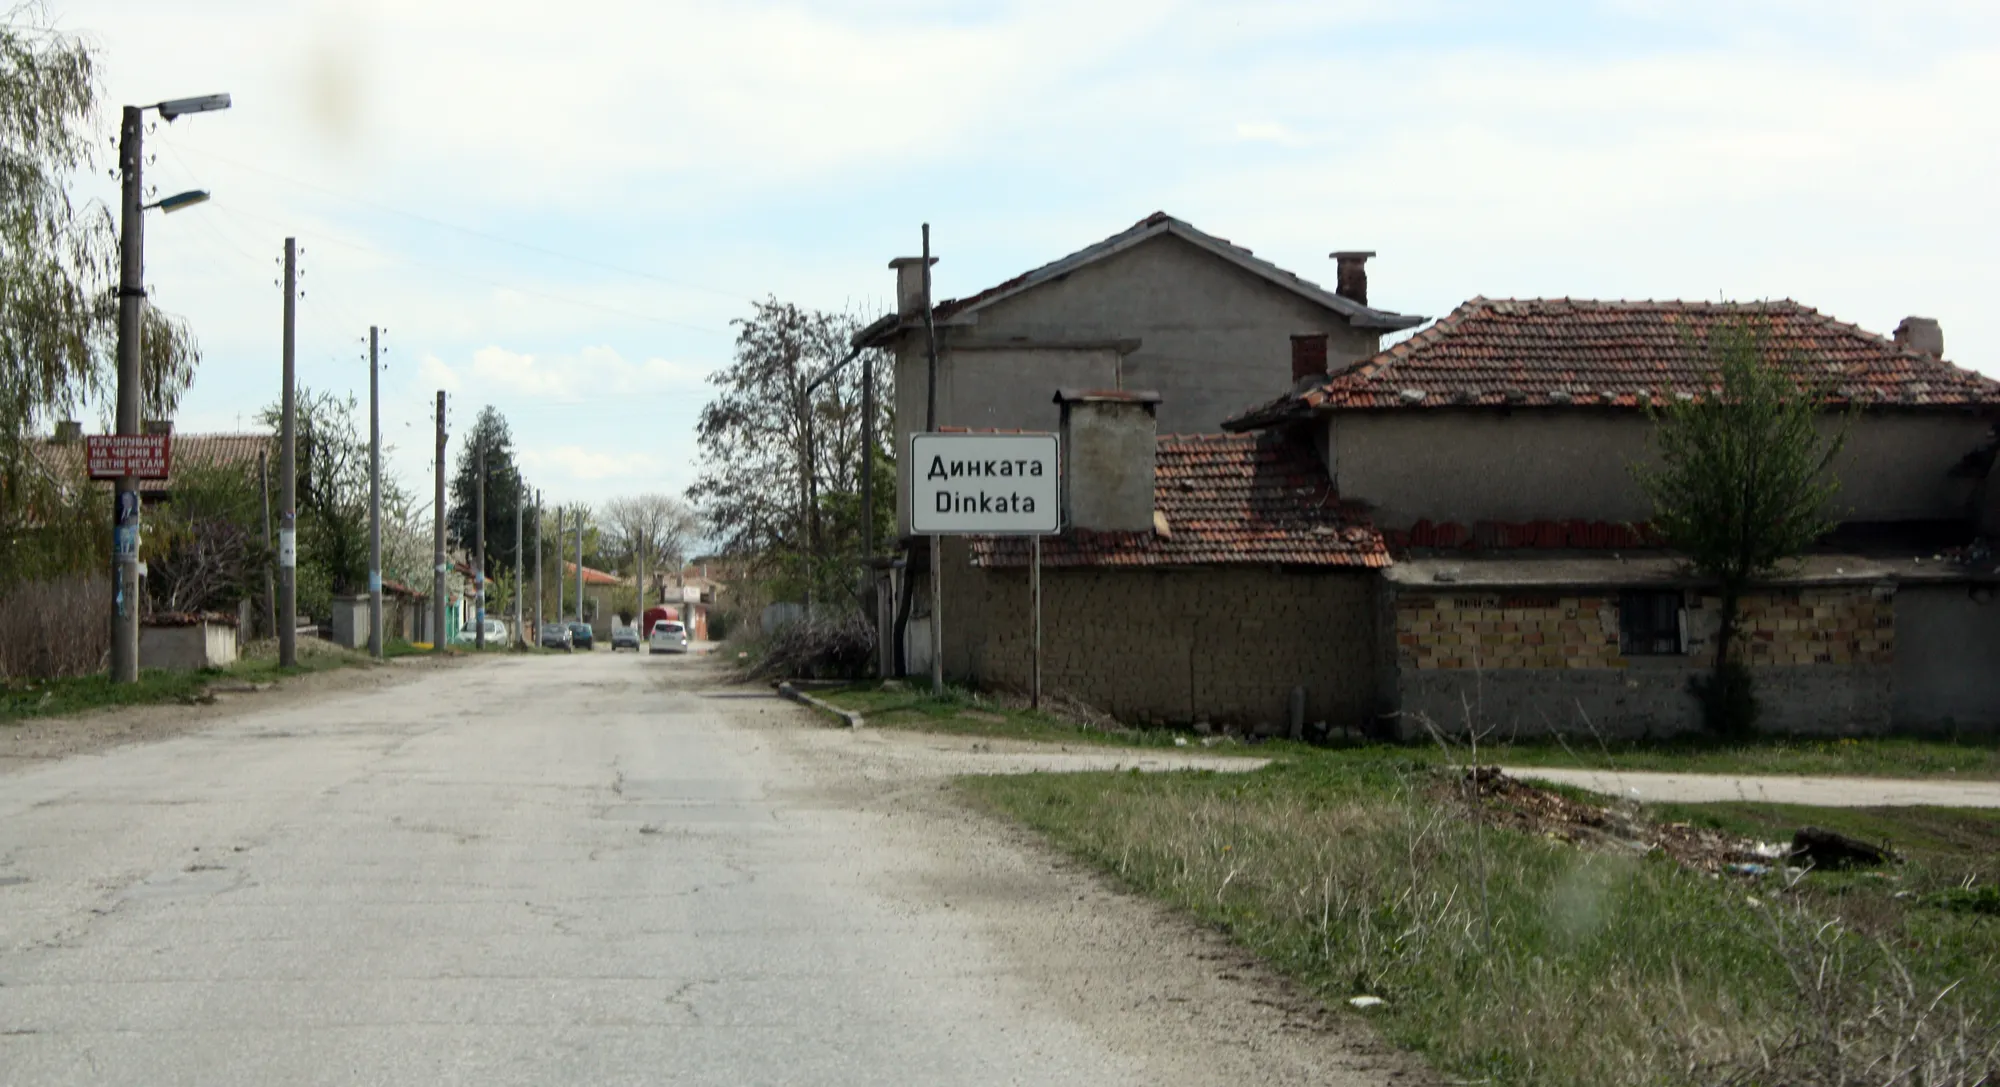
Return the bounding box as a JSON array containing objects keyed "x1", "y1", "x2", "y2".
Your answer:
[
  {"x1": 459, "y1": 617, "x2": 508, "y2": 644},
  {"x1": 611, "y1": 624, "x2": 640, "y2": 651},
  {"x1": 650, "y1": 619, "x2": 689, "y2": 654},
  {"x1": 539, "y1": 623, "x2": 573, "y2": 652},
  {"x1": 567, "y1": 621, "x2": 595, "y2": 651}
]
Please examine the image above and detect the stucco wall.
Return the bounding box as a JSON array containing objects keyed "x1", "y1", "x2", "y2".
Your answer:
[
  {"x1": 1389, "y1": 586, "x2": 1897, "y2": 738},
  {"x1": 976, "y1": 236, "x2": 1382, "y2": 434},
  {"x1": 1332, "y1": 411, "x2": 1993, "y2": 530},
  {"x1": 939, "y1": 543, "x2": 1380, "y2": 731},
  {"x1": 1894, "y1": 583, "x2": 2000, "y2": 734},
  {"x1": 895, "y1": 344, "x2": 1119, "y2": 535}
]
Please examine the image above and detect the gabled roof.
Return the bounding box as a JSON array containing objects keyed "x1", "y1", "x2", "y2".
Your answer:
[
  {"x1": 564, "y1": 562, "x2": 624, "y2": 587},
  {"x1": 860, "y1": 212, "x2": 1422, "y2": 346},
  {"x1": 1226, "y1": 298, "x2": 2000, "y2": 427},
  {"x1": 967, "y1": 432, "x2": 1388, "y2": 569},
  {"x1": 36, "y1": 431, "x2": 271, "y2": 496}
]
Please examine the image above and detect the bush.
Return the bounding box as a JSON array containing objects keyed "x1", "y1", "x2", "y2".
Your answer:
[
  {"x1": 0, "y1": 574, "x2": 110, "y2": 679},
  {"x1": 744, "y1": 611, "x2": 874, "y2": 680}
]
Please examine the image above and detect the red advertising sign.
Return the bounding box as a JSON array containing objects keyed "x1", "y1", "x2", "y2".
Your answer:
[{"x1": 85, "y1": 434, "x2": 173, "y2": 480}]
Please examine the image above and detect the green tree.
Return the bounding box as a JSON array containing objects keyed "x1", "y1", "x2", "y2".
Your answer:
[
  {"x1": 1, "y1": 5, "x2": 201, "y2": 576},
  {"x1": 689, "y1": 299, "x2": 892, "y2": 609},
  {"x1": 144, "y1": 460, "x2": 270, "y2": 615},
  {"x1": 448, "y1": 406, "x2": 529, "y2": 578},
  {"x1": 1631, "y1": 319, "x2": 1848, "y2": 735},
  {"x1": 260, "y1": 389, "x2": 380, "y2": 618}
]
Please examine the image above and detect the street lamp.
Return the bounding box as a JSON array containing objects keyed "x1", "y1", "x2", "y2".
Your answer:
[{"x1": 109, "y1": 92, "x2": 230, "y2": 684}]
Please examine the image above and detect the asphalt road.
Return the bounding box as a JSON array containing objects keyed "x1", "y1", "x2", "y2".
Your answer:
[{"x1": 0, "y1": 649, "x2": 1418, "y2": 1087}]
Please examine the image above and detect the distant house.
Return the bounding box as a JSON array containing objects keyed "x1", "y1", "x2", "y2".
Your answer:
[{"x1": 935, "y1": 299, "x2": 2000, "y2": 737}]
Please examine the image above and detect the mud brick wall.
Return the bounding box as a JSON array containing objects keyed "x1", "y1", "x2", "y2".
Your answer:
[
  {"x1": 1391, "y1": 586, "x2": 1896, "y2": 738},
  {"x1": 941, "y1": 542, "x2": 1379, "y2": 731}
]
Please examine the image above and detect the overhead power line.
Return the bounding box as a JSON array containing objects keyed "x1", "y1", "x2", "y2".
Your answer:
[{"x1": 158, "y1": 135, "x2": 753, "y2": 304}]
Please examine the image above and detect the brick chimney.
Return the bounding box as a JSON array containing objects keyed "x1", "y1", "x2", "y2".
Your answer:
[
  {"x1": 1330, "y1": 250, "x2": 1375, "y2": 306},
  {"x1": 889, "y1": 256, "x2": 937, "y2": 321},
  {"x1": 54, "y1": 419, "x2": 82, "y2": 443},
  {"x1": 1893, "y1": 316, "x2": 1943, "y2": 357},
  {"x1": 1054, "y1": 389, "x2": 1161, "y2": 533},
  {"x1": 144, "y1": 419, "x2": 173, "y2": 436},
  {"x1": 1291, "y1": 333, "x2": 1330, "y2": 387}
]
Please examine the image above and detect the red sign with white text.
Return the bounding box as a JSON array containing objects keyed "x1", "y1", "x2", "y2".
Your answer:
[{"x1": 85, "y1": 434, "x2": 173, "y2": 480}]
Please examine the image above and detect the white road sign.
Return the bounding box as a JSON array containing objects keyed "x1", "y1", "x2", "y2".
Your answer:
[{"x1": 911, "y1": 432, "x2": 1059, "y2": 535}]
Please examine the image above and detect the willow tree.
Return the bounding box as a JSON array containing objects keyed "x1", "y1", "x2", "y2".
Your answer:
[
  {"x1": 2, "y1": 5, "x2": 201, "y2": 581},
  {"x1": 1631, "y1": 319, "x2": 1847, "y2": 735}
]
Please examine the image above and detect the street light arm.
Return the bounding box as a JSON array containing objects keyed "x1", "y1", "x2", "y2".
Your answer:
[{"x1": 155, "y1": 93, "x2": 231, "y2": 120}]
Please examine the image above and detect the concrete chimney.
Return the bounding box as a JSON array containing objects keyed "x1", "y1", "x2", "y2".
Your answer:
[
  {"x1": 1330, "y1": 250, "x2": 1375, "y2": 306},
  {"x1": 54, "y1": 419, "x2": 83, "y2": 443},
  {"x1": 889, "y1": 256, "x2": 937, "y2": 321},
  {"x1": 143, "y1": 419, "x2": 173, "y2": 436},
  {"x1": 1893, "y1": 316, "x2": 1943, "y2": 358},
  {"x1": 1055, "y1": 389, "x2": 1161, "y2": 533},
  {"x1": 1291, "y1": 333, "x2": 1330, "y2": 387}
]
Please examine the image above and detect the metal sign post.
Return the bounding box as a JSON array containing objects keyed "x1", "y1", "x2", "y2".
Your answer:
[
  {"x1": 909, "y1": 432, "x2": 1060, "y2": 701},
  {"x1": 1031, "y1": 534, "x2": 1042, "y2": 709}
]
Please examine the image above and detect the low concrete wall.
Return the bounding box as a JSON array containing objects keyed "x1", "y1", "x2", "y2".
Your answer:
[
  {"x1": 140, "y1": 621, "x2": 238, "y2": 671},
  {"x1": 1895, "y1": 582, "x2": 2000, "y2": 734},
  {"x1": 942, "y1": 541, "x2": 1380, "y2": 731}
]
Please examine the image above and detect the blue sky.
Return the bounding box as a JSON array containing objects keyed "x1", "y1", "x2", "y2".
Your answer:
[{"x1": 54, "y1": 0, "x2": 2000, "y2": 510}]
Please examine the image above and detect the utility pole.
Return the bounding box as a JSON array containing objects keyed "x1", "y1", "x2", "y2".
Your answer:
[
  {"x1": 576, "y1": 512, "x2": 585, "y2": 630},
  {"x1": 922, "y1": 223, "x2": 943, "y2": 696},
  {"x1": 533, "y1": 490, "x2": 543, "y2": 643},
  {"x1": 474, "y1": 443, "x2": 486, "y2": 650},
  {"x1": 278, "y1": 236, "x2": 298, "y2": 669},
  {"x1": 514, "y1": 500, "x2": 523, "y2": 648},
  {"x1": 432, "y1": 392, "x2": 446, "y2": 652},
  {"x1": 367, "y1": 325, "x2": 383, "y2": 659},
  {"x1": 259, "y1": 450, "x2": 275, "y2": 640},
  {"x1": 555, "y1": 506, "x2": 565, "y2": 623},
  {"x1": 109, "y1": 105, "x2": 145, "y2": 683}
]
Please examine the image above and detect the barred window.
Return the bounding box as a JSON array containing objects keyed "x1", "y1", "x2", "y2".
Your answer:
[{"x1": 1619, "y1": 590, "x2": 1684, "y2": 655}]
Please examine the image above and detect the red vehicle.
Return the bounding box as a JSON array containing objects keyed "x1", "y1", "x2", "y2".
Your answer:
[{"x1": 641, "y1": 605, "x2": 680, "y2": 637}]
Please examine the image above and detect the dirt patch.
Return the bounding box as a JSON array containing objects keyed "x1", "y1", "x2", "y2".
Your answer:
[
  {"x1": 0, "y1": 653, "x2": 463, "y2": 773},
  {"x1": 1452, "y1": 766, "x2": 1784, "y2": 874}
]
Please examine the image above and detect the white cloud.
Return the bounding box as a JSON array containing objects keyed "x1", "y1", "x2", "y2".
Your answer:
[
  {"x1": 520, "y1": 446, "x2": 667, "y2": 484},
  {"x1": 421, "y1": 346, "x2": 716, "y2": 406},
  {"x1": 1234, "y1": 121, "x2": 1307, "y2": 147}
]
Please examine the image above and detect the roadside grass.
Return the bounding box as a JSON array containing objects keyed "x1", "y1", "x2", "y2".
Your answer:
[
  {"x1": 3, "y1": 636, "x2": 392, "y2": 725},
  {"x1": 964, "y1": 754, "x2": 2000, "y2": 1087},
  {"x1": 818, "y1": 680, "x2": 1999, "y2": 780},
  {"x1": 818, "y1": 684, "x2": 1246, "y2": 752}
]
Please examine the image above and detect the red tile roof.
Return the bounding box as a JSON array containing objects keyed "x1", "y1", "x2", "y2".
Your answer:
[
  {"x1": 36, "y1": 432, "x2": 272, "y2": 496},
  {"x1": 967, "y1": 432, "x2": 1388, "y2": 569},
  {"x1": 565, "y1": 562, "x2": 625, "y2": 587},
  {"x1": 1227, "y1": 298, "x2": 2000, "y2": 426}
]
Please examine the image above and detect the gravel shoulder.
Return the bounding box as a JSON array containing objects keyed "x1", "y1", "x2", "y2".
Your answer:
[{"x1": 1502, "y1": 765, "x2": 2000, "y2": 807}]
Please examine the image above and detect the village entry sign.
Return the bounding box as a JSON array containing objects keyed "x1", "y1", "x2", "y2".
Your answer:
[{"x1": 910, "y1": 432, "x2": 1059, "y2": 535}]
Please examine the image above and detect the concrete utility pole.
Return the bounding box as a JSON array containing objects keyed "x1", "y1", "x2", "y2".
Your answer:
[
  {"x1": 513, "y1": 500, "x2": 523, "y2": 648},
  {"x1": 533, "y1": 490, "x2": 543, "y2": 643},
  {"x1": 278, "y1": 236, "x2": 298, "y2": 669},
  {"x1": 432, "y1": 392, "x2": 446, "y2": 652},
  {"x1": 367, "y1": 325, "x2": 383, "y2": 659},
  {"x1": 105, "y1": 92, "x2": 230, "y2": 682},
  {"x1": 259, "y1": 451, "x2": 275, "y2": 640},
  {"x1": 474, "y1": 443, "x2": 486, "y2": 650},
  {"x1": 575, "y1": 512, "x2": 585, "y2": 628},
  {"x1": 922, "y1": 223, "x2": 943, "y2": 697},
  {"x1": 555, "y1": 507, "x2": 565, "y2": 623},
  {"x1": 108, "y1": 105, "x2": 145, "y2": 684}
]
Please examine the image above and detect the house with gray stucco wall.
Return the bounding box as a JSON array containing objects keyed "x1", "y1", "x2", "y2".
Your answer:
[
  {"x1": 1226, "y1": 298, "x2": 2000, "y2": 738},
  {"x1": 855, "y1": 212, "x2": 1425, "y2": 540}
]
